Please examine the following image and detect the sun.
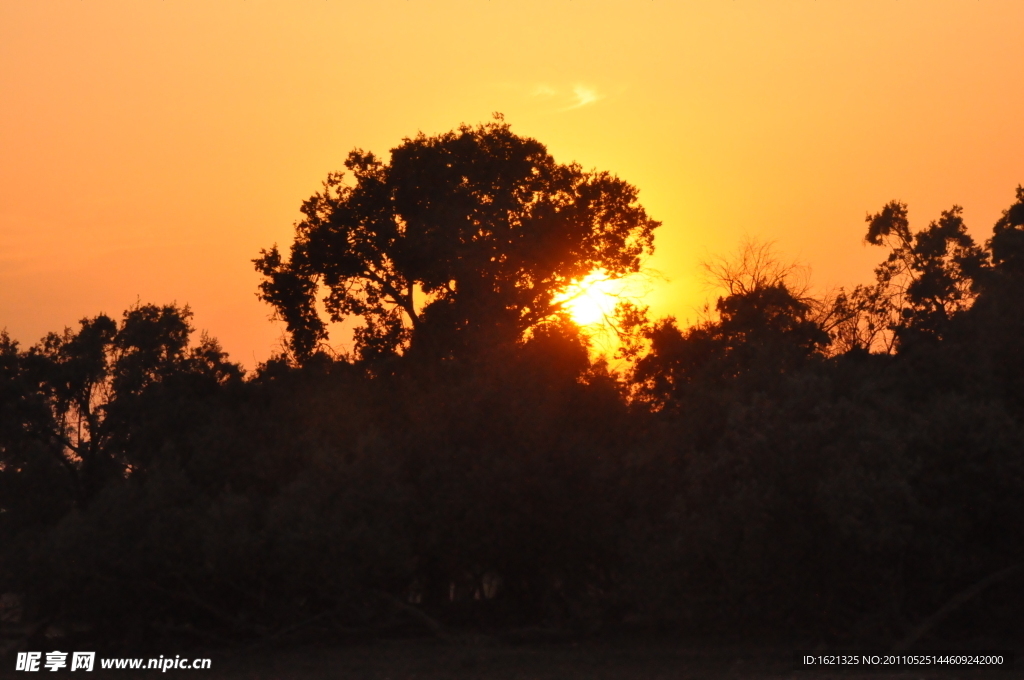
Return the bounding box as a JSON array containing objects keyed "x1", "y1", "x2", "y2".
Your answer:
[{"x1": 556, "y1": 271, "x2": 630, "y2": 327}]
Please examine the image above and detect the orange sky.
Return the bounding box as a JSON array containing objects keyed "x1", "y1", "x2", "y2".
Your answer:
[{"x1": 2, "y1": 1, "x2": 1022, "y2": 366}]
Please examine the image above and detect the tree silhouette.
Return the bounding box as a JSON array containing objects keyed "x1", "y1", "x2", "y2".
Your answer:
[
  {"x1": 255, "y1": 117, "x2": 660, "y2": 363},
  {"x1": 965, "y1": 186, "x2": 1024, "y2": 406},
  {"x1": 621, "y1": 241, "x2": 829, "y2": 409},
  {"x1": 848, "y1": 201, "x2": 989, "y2": 351},
  {"x1": 987, "y1": 186, "x2": 1024, "y2": 276},
  {"x1": 11, "y1": 303, "x2": 240, "y2": 505}
]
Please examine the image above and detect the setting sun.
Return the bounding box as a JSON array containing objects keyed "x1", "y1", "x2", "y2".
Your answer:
[{"x1": 556, "y1": 270, "x2": 645, "y2": 328}]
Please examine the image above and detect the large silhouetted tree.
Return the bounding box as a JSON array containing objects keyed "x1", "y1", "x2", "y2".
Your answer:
[{"x1": 255, "y1": 118, "x2": 660, "y2": 363}]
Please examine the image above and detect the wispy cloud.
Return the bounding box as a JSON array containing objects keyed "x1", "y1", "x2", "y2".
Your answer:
[
  {"x1": 522, "y1": 82, "x2": 606, "y2": 111},
  {"x1": 565, "y1": 84, "x2": 602, "y2": 110}
]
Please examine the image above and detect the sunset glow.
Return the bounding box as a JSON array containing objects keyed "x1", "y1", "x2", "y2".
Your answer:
[
  {"x1": 556, "y1": 271, "x2": 644, "y2": 329},
  {"x1": 558, "y1": 273, "x2": 619, "y2": 327},
  {"x1": 1, "y1": 1, "x2": 1022, "y2": 365}
]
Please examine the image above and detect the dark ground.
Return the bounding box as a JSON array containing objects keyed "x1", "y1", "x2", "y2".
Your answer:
[{"x1": 4, "y1": 636, "x2": 1019, "y2": 680}]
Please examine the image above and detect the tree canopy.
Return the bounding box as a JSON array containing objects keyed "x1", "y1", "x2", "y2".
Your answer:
[
  {"x1": 0, "y1": 303, "x2": 241, "y2": 507},
  {"x1": 621, "y1": 244, "x2": 829, "y2": 410},
  {"x1": 255, "y1": 118, "x2": 660, "y2": 363}
]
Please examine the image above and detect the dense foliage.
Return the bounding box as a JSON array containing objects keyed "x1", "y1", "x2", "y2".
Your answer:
[{"x1": 2, "y1": 124, "x2": 1023, "y2": 650}]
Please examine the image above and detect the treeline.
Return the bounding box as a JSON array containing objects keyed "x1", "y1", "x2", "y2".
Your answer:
[{"x1": 2, "y1": 124, "x2": 1024, "y2": 649}]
